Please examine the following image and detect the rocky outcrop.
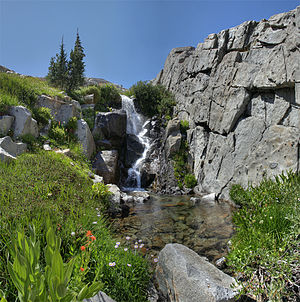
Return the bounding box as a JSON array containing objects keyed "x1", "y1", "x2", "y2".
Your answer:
[
  {"x1": 164, "y1": 118, "x2": 182, "y2": 158},
  {"x1": 93, "y1": 150, "x2": 119, "y2": 184},
  {"x1": 37, "y1": 95, "x2": 81, "y2": 123},
  {"x1": 92, "y1": 110, "x2": 127, "y2": 149},
  {"x1": 0, "y1": 115, "x2": 14, "y2": 136},
  {"x1": 0, "y1": 136, "x2": 27, "y2": 162},
  {"x1": 153, "y1": 7, "x2": 300, "y2": 199},
  {"x1": 75, "y1": 119, "x2": 96, "y2": 159},
  {"x1": 8, "y1": 106, "x2": 39, "y2": 138},
  {"x1": 156, "y1": 243, "x2": 238, "y2": 302}
]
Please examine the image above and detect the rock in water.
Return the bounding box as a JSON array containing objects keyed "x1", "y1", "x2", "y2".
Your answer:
[
  {"x1": 156, "y1": 243, "x2": 239, "y2": 302},
  {"x1": 153, "y1": 6, "x2": 300, "y2": 199}
]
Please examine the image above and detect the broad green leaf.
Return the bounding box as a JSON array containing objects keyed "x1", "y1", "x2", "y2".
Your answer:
[
  {"x1": 60, "y1": 291, "x2": 76, "y2": 302},
  {"x1": 7, "y1": 261, "x2": 24, "y2": 294},
  {"x1": 84, "y1": 282, "x2": 103, "y2": 299},
  {"x1": 77, "y1": 284, "x2": 89, "y2": 301},
  {"x1": 64, "y1": 257, "x2": 75, "y2": 285},
  {"x1": 56, "y1": 283, "x2": 67, "y2": 298},
  {"x1": 52, "y1": 249, "x2": 64, "y2": 282}
]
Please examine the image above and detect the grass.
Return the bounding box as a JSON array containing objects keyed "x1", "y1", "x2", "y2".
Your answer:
[
  {"x1": 0, "y1": 151, "x2": 150, "y2": 301},
  {"x1": 227, "y1": 171, "x2": 300, "y2": 301}
]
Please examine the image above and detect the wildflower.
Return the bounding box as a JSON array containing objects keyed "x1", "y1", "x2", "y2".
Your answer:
[
  {"x1": 86, "y1": 230, "x2": 92, "y2": 237},
  {"x1": 109, "y1": 262, "x2": 116, "y2": 267},
  {"x1": 259, "y1": 220, "x2": 264, "y2": 224},
  {"x1": 270, "y1": 216, "x2": 273, "y2": 220},
  {"x1": 92, "y1": 221, "x2": 97, "y2": 225},
  {"x1": 80, "y1": 246, "x2": 86, "y2": 251},
  {"x1": 116, "y1": 242, "x2": 120, "y2": 245},
  {"x1": 134, "y1": 245, "x2": 138, "y2": 249},
  {"x1": 91, "y1": 235, "x2": 96, "y2": 241},
  {"x1": 126, "y1": 236, "x2": 130, "y2": 240},
  {"x1": 80, "y1": 267, "x2": 85, "y2": 272},
  {"x1": 115, "y1": 245, "x2": 119, "y2": 248},
  {"x1": 151, "y1": 254, "x2": 154, "y2": 257},
  {"x1": 97, "y1": 214, "x2": 101, "y2": 217},
  {"x1": 138, "y1": 239, "x2": 142, "y2": 243},
  {"x1": 124, "y1": 248, "x2": 128, "y2": 251},
  {"x1": 135, "y1": 242, "x2": 138, "y2": 245},
  {"x1": 153, "y1": 258, "x2": 158, "y2": 263},
  {"x1": 71, "y1": 231, "x2": 75, "y2": 236},
  {"x1": 140, "y1": 244, "x2": 144, "y2": 248},
  {"x1": 127, "y1": 264, "x2": 132, "y2": 267}
]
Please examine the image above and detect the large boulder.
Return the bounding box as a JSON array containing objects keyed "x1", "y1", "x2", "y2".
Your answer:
[
  {"x1": 37, "y1": 95, "x2": 81, "y2": 123},
  {"x1": 75, "y1": 119, "x2": 96, "y2": 159},
  {"x1": 125, "y1": 134, "x2": 144, "y2": 167},
  {"x1": 8, "y1": 106, "x2": 38, "y2": 138},
  {"x1": 0, "y1": 136, "x2": 27, "y2": 162},
  {"x1": 93, "y1": 150, "x2": 119, "y2": 184},
  {"x1": 165, "y1": 118, "x2": 182, "y2": 158},
  {"x1": 156, "y1": 243, "x2": 239, "y2": 302},
  {"x1": 92, "y1": 110, "x2": 126, "y2": 149},
  {"x1": 0, "y1": 115, "x2": 14, "y2": 136},
  {"x1": 153, "y1": 6, "x2": 300, "y2": 198}
]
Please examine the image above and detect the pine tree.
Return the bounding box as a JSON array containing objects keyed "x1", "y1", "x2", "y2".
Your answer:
[
  {"x1": 68, "y1": 30, "x2": 85, "y2": 91},
  {"x1": 56, "y1": 37, "x2": 68, "y2": 89},
  {"x1": 47, "y1": 56, "x2": 58, "y2": 85}
]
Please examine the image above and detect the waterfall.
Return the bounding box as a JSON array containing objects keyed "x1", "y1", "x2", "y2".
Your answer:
[{"x1": 121, "y1": 95, "x2": 150, "y2": 190}]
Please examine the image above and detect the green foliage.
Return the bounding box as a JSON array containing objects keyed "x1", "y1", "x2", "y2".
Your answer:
[
  {"x1": 0, "y1": 92, "x2": 19, "y2": 115},
  {"x1": 0, "y1": 151, "x2": 151, "y2": 302},
  {"x1": 82, "y1": 108, "x2": 95, "y2": 130},
  {"x1": 65, "y1": 117, "x2": 78, "y2": 132},
  {"x1": 49, "y1": 125, "x2": 67, "y2": 145},
  {"x1": 32, "y1": 107, "x2": 52, "y2": 127},
  {"x1": 75, "y1": 86, "x2": 100, "y2": 103},
  {"x1": 227, "y1": 171, "x2": 300, "y2": 301},
  {"x1": 129, "y1": 81, "x2": 175, "y2": 117},
  {"x1": 20, "y1": 134, "x2": 40, "y2": 152},
  {"x1": 180, "y1": 120, "x2": 189, "y2": 134},
  {"x1": 184, "y1": 174, "x2": 197, "y2": 188},
  {"x1": 95, "y1": 84, "x2": 122, "y2": 112}
]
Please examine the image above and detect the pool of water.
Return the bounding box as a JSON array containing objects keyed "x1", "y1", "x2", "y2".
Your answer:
[{"x1": 112, "y1": 194, "x2": 234, "y2": 263}]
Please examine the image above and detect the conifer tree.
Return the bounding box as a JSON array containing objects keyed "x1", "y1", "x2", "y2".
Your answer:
[
  {"x1": 56, "y1": 37, "x2": 68, "y2": 89},
  {"x1": 47, "y1": 56, "x2": 58, "y2": 85},
  {"x1": 68, "y1": 30, "x2": 85, "y2": 91}
]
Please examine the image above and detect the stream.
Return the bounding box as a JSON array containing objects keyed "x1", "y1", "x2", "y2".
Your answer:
[{"x1": 112, "y1": 194, "x2": 234, "y2": 263}]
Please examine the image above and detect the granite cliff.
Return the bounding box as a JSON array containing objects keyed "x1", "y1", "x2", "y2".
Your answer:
[{"x1": 153, "y1": 6, "x2": 300, "y2": 199}]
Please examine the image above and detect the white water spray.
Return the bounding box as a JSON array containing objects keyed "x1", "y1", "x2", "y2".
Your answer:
[{"x1": 121, "y1": 95, "x2": 150, "y2": 189}]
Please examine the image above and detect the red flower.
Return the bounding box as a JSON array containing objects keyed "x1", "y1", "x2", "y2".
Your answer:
[
  {"x1": 91, "y1": 235, "x2": 96, "y2": 241},
  {"x1": 80, "y1": 267, "x2": 84, "y2": 272},
  {"x1": 86, "y1": 230, "x2": 92, "y2": 237},
  {"x1": 80, "y1": 246, "x2": 86, "y2": 251}
]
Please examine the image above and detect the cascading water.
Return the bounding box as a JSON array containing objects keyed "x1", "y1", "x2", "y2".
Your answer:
[{"x1": 121, "y1": 95, "x2": 150, "y2": 190}]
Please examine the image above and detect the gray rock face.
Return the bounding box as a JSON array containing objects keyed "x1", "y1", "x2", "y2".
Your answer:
[
  {"x1": 0, "y1": 136, "x2": 27, "y2": 162},
  {"x1": 8, "y1": 106, "x2": 39, "y2": 138},
  {"x1": 165, "y1": 118, "x2": 182, "y2": 158},
  {"x1": 153, "y1": 6, "x2": 300, "y2": 199},
  {"x1": 93, "y1": 150, "x2": 119, "y2": 184},
  {"x1": 75, "y1": 119, "x2": 96, "y2": 159},
  {"x1": 92, "y1": 110, "x2": 127, "y2": 149},
  {"x1": 0, "y1": 115, "x2": 14, "y2": 136},
  {"x1": 83, "y1": 291, "x2": 116, "y2": 302},
  {"x1": 37, "y1": 95, "x2": 81, "y2": 123},
  {"x1": 156, "y1": 243, "x2": 238, "y2": 302}
]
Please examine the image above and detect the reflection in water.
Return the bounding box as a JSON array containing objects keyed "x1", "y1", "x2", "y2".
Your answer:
[{"x1": 112, "y1": 194, "x2": 234, "y2": 262}]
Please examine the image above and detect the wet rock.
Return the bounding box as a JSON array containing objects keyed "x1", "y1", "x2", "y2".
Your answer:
[
  {"x1": 93, "y1": 150, "x2": 119, "y2": 184},
  {"x1": 201, "y1": 193, "x2": 216, "y2": 202},
  {"x1": 156, "y1": 243, "x2": 239, "y2": 302},
  {"x1": 126, "y1": 134, "x2": 144, "y2": 167},
  {"x1": 92, "y1": 110, "x2": 126, "y2": 149}
]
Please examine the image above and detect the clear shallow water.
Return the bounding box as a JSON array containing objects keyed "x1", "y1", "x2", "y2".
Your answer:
[{"x1": 112, "y1": 194, "x2": 234, "y2": 263}]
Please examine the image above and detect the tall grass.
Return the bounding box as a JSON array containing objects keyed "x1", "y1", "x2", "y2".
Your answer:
[
  {"x1": 0, "y1": 151, "x2": 150, "y2": 301},
  {"x1": 227, "y1": 171, "x2": 300, "y2": 301}
]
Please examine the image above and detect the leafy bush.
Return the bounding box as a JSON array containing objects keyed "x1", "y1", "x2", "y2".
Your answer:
[
  {"x1": 49, "y1": 125, "x2": 67, "y2": 145},
  {"x1": 184, "y1": 173, "x2": 197, "y2": 188},
  {"x1": 0, "y1": 151, "x2": 150, "y2": 301},
  {"x1": 95, "y1": 84, "x2": 122, "y2": 112},
  {"x1": 75, "y1": 86, "x2": 101, "y2": 104},
  {"x1": 82, "y1": 108, "x2": 95, "y2": 130},
  {"x1": 227, "y1": 171, "x2": 300, "y2": 301},
  {"x1": 180, "y1": 120, "x2": 189, "y2": 134},
  {"x1": 0, "y1": 91, "x2": 19, "y2": 115},
  {"x1": 129, "y1": 81, "x2": 175, "y2": 117},
  {"x1": 32, "y1": 106, "x2": 52, "y2": 127}
]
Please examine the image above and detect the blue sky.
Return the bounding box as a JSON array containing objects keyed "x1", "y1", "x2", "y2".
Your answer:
[{"x1": 0, "y1": 0, "x2": 299, "y2": 88}]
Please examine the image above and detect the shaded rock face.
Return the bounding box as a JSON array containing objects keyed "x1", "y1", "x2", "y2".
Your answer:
[
  {"x1": 0, "y1": 136, "x2": 27, "y2": 162},
  {"x1": 93, "y1": 150, "x2": 119, "y2": 184},
  {"x1": 0, "y1": 115, "x2": 14, "y2": 136},
  {"x1": 92, "y1": 110, "x2": 127, "y2": 150},
  {"x1": 153, "y1": 7, "x2": 300, "y2": 199},
  {"x1": 156, "y1": 243, "x2": 238, "y2": 302}
]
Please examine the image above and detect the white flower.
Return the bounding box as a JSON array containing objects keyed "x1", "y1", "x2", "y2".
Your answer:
[
  {"x1": 71, "y1": 232, "x2": 75, "y2": 236},
  {"x1": 126, "y1": 236, "x2": 130, "y2": 240},
  {"x1": 92, "y1": 221, "x2": 97, "y2": 224},
  {"x1": 109, "y1": 262, "x2": 116, "y2": 267},
  {"x1": 124, "y1": 248, "x2": 128, "y2": 251},
  {"x1": 127, "y1": 263, "x2": 132, "y2": 267}
]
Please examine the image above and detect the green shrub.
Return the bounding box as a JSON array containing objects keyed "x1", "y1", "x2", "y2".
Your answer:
[
  {"x1": 20, "y1": 133, "x2": 40, "y2": 152},
  {"x1": 32, "y1": 106, "x2": 52, "y2": 127},
  {"x1": 0, "y1": 151, "x2": 150, "y2": 302},
  {"x1": 82, "y1": 108, "x2": 95, "y2": 130},
  {"x1": 95, "y1": 84, "x2": 122, "y2": 112},
  {"x1": 0, "y1": 91, "x2": 19, "y2": 114},
  {"x1": 180, "y1": 120, "x2": 189, "y2": 134},
  {"x1": 75, "y1": 86, "x2": 101, "y2": 104},
  {"x1": 129, "y1": 81, "x2": 175, "y2": 117},
  {"x1": 227, "y1": 171, "x2": 300, "y2": 301},
  {"x1": 65, "y1": 116, "x2": 78, "y2": 132},
  {"x1": 184, "y1": 173, "x2": 197, "y2": 188},
  {"x1": 49, "y1": 125, "x2": 67, "y2": 144}
]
